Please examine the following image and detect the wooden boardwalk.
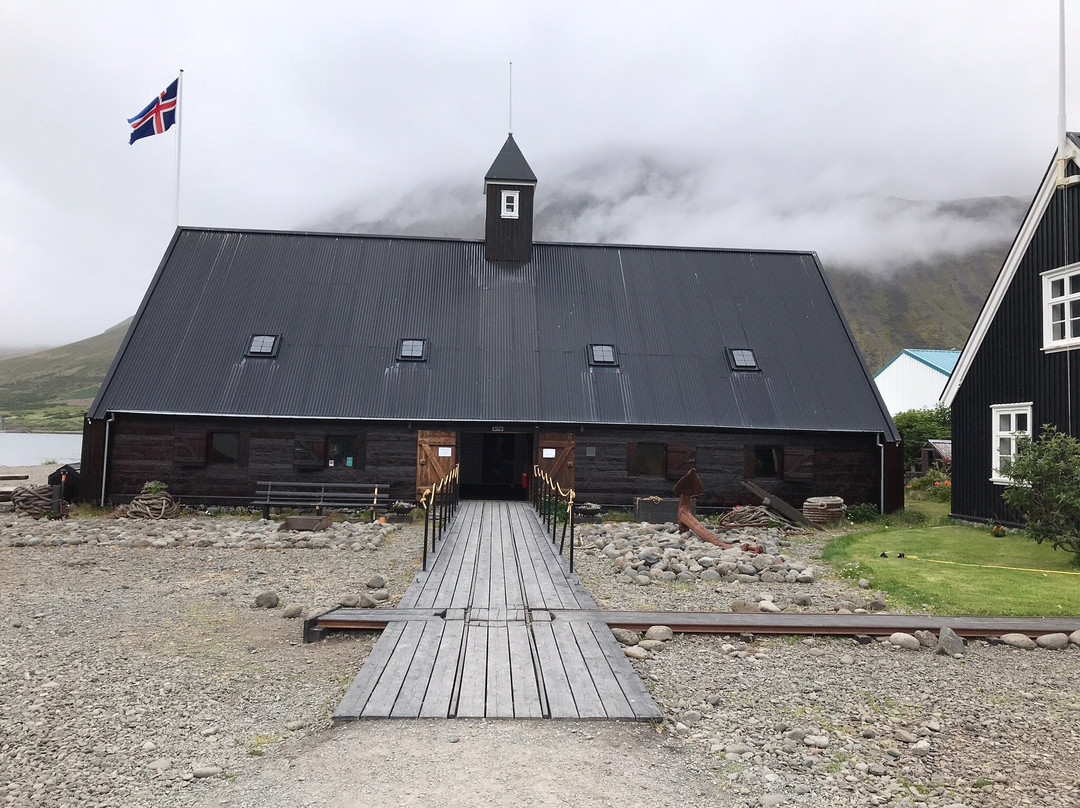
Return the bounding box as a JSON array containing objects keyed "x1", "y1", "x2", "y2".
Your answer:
[{"x1": 333, "y1": 501, "x2": 661, "y2": 721}]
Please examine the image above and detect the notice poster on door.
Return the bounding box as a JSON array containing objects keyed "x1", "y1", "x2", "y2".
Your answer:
[
  {"x1": 438, "y1": 446, "x2": 453, "y2": 457},
  {"x1": 542, "y1": 448, "x2": 556, "y2": 459}
]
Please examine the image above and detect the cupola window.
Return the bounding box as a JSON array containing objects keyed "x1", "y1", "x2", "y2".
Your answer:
[{"x1": 501, "y1": 190, "x2": 519, "y2": 219}]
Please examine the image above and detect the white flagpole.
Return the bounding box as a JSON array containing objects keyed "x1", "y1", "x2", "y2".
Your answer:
[{"x1": 175, "y1": 69, "x2": 184, "y2": 228}]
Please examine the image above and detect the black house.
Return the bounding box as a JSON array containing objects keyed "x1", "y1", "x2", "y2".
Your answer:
[
  {"x1": 942, "y1": 133, "x2": 1080, "y2": 523},
  {"x1": 81, "y1": 135, "x2": 902, "y2": 511}
]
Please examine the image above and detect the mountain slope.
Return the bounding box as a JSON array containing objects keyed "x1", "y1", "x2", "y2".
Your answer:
[
  {"x1": 827, "y1": 246, "x2": 1007, "y2": 372},
  {"x1": 0, "y1": 318, "x2": 131, "y2": 431}
]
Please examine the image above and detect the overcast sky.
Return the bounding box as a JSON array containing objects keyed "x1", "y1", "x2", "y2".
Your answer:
[{"x1": 1, "y1": 1, "x2": 1077, "y2": 347}]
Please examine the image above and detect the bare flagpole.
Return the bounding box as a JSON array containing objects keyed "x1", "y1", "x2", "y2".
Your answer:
[
  {"x1": 508, "y1": 61, "x2": 513, "y2": 134},
  {"x1": 175, "y1": 68, "x2": 184, "y2": 227}
]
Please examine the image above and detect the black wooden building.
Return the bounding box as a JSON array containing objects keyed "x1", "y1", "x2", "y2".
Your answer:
[
  {"x1": 942, "y1": 134, "x2": 1080, "y2": 523},
  {"x1": 81, "y1": 135, "x2": 902, "y2": 510}
]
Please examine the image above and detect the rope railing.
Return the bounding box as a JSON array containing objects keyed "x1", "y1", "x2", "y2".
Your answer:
[
  {"x1": 530, "y1": 464, "x2": 577, "y2": 571},
  {"x1": 420, "y1": 465, "x2": 460, "y2": 571}
]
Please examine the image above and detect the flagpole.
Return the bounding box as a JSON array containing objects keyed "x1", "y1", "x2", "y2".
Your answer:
[{"x1": 175, "y1": 68, "x2": 184, "y2": 228}]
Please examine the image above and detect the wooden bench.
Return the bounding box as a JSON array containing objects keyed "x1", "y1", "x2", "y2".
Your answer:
[{"x1": 253, "y1": 481, "x2": 388, "y2": 520}]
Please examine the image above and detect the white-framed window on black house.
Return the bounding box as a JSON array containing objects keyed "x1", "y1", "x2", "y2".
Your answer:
[
  {"x1": 501, "y1": 189, "x2": 519, "y2": 219},
  {"x1": 398, "y1": 338, "x2": 427, "y2": 361},
  {"x1": 1042, "y1": 263, "x2": 1080, "y2": 350},
  {"x1": 588, "y1": 343, "x2": 618, "y2": 366},
  {"x1": 991, "y1": 403, "x2": 1031, "y2": 484},
  {"x1": 247, "y1": 334, "x2": 280, "y2": 358}
]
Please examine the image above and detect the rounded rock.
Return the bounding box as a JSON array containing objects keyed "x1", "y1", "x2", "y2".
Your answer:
[
  {"x1": 254, "y1": 591, "x2": 279, "y2": 609},
  {"x1": 1035, "y1": 632, "x2": 1069, "y2": 650},
  {"x1": 1000, "y1": 633, "x2": 1037, "y2": 650},
  {"x1": 644, "y1": 625, "x2": 673, "y2": 642},
  {"x1": 889, "y1": 632, "x2": 921, "y2": 650}
]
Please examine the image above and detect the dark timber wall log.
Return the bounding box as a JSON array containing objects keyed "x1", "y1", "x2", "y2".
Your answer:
[
  {"x1": 573, "y1": 427, "x2": 885, "y2": 509},
  {"x1": 99, "y1": 415, "x2": 418, "y2": 506},
  {"x1": 92, "y1": 416, "x2": 888, "y2": 510}
]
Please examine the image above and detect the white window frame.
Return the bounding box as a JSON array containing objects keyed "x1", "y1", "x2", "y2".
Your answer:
[
  {"x1": 1041, "y1": 262, "x2": 1080, "y2": 351},
  {"x1": 990, "y1": 402, "x2": 1032, "y2": 484},
  {"x1": 501, "y1": 190, "x2": 519, "y2": 219}
]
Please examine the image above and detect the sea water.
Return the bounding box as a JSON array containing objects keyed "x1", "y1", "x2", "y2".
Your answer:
[{"x1": 0, "y1": 432, "x2": 82, "y2": 467}]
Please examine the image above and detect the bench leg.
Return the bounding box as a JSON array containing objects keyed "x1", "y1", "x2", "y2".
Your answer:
[{"x1": 262, "y1": 505, "x2": 270, "y2": 520}]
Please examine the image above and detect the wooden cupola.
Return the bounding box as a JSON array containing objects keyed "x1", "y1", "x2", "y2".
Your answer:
[{"x1": 483, "y1": 133, "x2": 537, "y2": 262}]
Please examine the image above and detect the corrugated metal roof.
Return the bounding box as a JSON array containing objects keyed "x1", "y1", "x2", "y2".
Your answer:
[
  {"x1": 904, "y1": 349, "x2": 960, "y2": 376},
  {"x1": 484, "y1": 134, "x2": 537, "y2": 183},
  {"x1": 90, "y1": 228, "x2": 898, "y2": 438}
]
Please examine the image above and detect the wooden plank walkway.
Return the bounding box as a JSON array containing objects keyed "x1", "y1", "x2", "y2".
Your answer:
[{"x1": 333, "y1": 501, "x2": 661, "y2": 721}]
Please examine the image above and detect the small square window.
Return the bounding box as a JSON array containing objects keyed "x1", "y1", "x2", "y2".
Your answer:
[
  {"x1": 632, "y1": 443, "x2": 666, "y2": 477},
  {"x1": 399, "y1": 338, "x2": 427, "y2": 361},
  {"x1": 589, "y1": 344, "x2": 617, "y2": 366},
  {"x1": 209, "y1": 432, "x2": 240, "y2": 464},
  {"x1": 727, "y1": 348, "x2": 759, "y2": 370},
  {"x1": 247, "y1": 334, "x2": 279, "y2": 357},
  {"x1": 501, "y1": 190, "x2": 519, "y2": 219},
  {"x1": 327, "y1": 435, "x2": 355, "y2": 469},
  {"x1": 752, "y1": 445, "x2": 782, "y2": 478}
]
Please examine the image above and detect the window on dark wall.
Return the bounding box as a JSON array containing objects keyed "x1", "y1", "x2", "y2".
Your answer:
[
  {"x1": 627, "y1": 442, "x2": 667, "y2": 477},
  {"x1": 751, "y1": 445, "x2": 783, "y2": 479},
  {"x1": 744, "y1": 445, "x2": 814, "y2": 481},
  {"x1": 209, "y1": 432, "x2": 240, "y2": 464},
  {"x1": 627, "y1": 442, "x2": 698, "y2": 478},
  {"x1": 294, "y1": 434, "x2": 366, "y2": 470},
  {"x1": 328, "y1": 434, "x2": 365, "y2": 469}
]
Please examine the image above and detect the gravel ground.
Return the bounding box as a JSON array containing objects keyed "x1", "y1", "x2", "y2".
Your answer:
[{"x1": 2, "y1": 494, "x2": 1079, "y2": 808}]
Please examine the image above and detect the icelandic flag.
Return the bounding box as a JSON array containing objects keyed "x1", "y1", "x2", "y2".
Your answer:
[{"x1": 127, "y1": 78, "x2": 178, "y2": 145}]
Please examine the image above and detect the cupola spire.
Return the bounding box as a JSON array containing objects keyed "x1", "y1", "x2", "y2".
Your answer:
[{"x1": 483, "y1": 133, "x2": 537, "y2": 261}]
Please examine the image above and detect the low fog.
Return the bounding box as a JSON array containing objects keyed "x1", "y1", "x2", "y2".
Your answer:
[{"x1": 0, "y1": 2, "x2": 1070, "y2": 347}]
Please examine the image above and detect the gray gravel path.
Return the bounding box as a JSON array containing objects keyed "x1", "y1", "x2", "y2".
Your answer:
[{"x1": 2, "y1": 510, "x2": 1078, "y2": 808}]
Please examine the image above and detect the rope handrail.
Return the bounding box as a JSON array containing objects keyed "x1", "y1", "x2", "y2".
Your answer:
[
  {"x1": 420, "y1": 464, "x2": 461, "y2": 573},
  {"x1": 531, "y1": 463, "x2": 578, "y2": 570}
]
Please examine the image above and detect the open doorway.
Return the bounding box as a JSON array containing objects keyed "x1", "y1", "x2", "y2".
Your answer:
[{"x1": 459, "y1": 431, "x2": 533, "y2": 500}]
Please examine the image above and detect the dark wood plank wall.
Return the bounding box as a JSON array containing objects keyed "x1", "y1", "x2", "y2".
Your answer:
[
  {"x1": 89, "y1": 416, "x2": 889, "y2": 510},
  {"x1": 952, "y1": 171, "x2": 1080, "y2": 522},
  {"x1": 99, "y1": 415, "x2": 418, "y2": 505},
  {"x1": 484, "y1": 182, "x2": 534, "y2": 262},
  {"x1": 574, "y1": 427, "x2": 886, "y2": 508}
]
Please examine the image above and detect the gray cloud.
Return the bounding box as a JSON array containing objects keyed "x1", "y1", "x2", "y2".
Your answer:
[{"x1": 0, "y1": 1, "x2": 1069, "y2": 346}]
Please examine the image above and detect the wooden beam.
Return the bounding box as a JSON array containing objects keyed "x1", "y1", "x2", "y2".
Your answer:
[{"x1": 741, "y1": 479, "x2": 818, "y2": 528}]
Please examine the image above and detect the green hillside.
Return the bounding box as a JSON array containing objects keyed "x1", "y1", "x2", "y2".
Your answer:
[
  {"x1": 0, "y1": 318, "x2": 131, "y2": 432},
  {"x1": 827, "y1": 246, "x2": 1006, "y2": 372}
]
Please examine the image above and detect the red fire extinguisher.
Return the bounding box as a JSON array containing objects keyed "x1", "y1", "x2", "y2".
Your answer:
[{"x1": 521, "y1": 472, "x2": 528, "y2": 489}]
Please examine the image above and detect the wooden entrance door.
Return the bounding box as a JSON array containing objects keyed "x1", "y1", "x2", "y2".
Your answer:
[
  {"x1": 416, "y1": 430, "x2": 457, "y2": 499},
  {"x1": 537, "y1": 431, "x2": 575, "y2": 491}
]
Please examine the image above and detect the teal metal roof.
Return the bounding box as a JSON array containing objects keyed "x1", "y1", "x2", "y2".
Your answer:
[{"x1": 877, "y1": 349, "x2": 960, "y2": 377}]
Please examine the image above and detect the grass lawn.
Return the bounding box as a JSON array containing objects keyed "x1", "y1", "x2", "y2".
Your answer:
[{"x1": 822, "y1": 522, "x2": 1080, "y2": 616}]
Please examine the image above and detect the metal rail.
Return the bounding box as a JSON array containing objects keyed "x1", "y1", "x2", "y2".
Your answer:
[{"x1": 305, "y1": 606, "x2": 1080, "y2": 642}]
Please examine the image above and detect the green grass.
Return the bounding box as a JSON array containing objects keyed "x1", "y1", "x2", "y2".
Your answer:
[
  {"x1": 823, "y1": 523, "x2": 1080, "y2": 616},
  {"x1": 903, "y1": 492, "x2": 952, "y2": 523}
]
